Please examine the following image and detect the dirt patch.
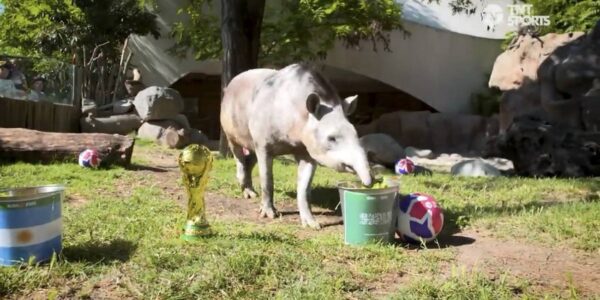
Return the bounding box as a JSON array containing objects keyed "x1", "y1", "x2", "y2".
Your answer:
[
  {"x1": 131, "y1": 145, "x2": 344, "y2": 228},
  {"x1": 205, "y1": 191, "x2": 344, "y2": 230},
  {"x1": 455, "y1": 229, "x2": 600, "y2": 296},
  {"x1": 65, "y1": 193, "x2": 89, "y2": 207}
]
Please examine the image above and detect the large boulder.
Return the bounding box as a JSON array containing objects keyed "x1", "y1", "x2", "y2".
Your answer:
[
  {"x1": 489, "y1": 32, "x2": 584, "y2": 132},
  {"x1": 487, "y1": 21, "x2": 600, "y2": 177},
  {"x1": 359, "y1": 133, "x2": 405, "y2": 167},
  {"x1": 133, "y1": 86, "x2": 184, "y2": 121},
  {"x1": 489, "y1": 32, "x2": 583, "y2": 91},
  {"x1": 492, "y1": 113, "x2": 600, "y2": 177}
]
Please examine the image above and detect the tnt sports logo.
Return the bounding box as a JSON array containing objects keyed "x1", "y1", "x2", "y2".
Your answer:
[{"x1": 481, "y1": 4, "x2": 550, "y2": 28}]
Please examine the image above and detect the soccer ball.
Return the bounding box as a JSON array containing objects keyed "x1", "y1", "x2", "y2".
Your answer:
[
  {"x1": 394, "y1": 158, "x2": 415, "y2": 175},
  {"x1": 396, "y1": 193, "x2": 444, "y2": 243},
  {"x1": 78, "y1": 149, "x2": 101, "y2": 168}
]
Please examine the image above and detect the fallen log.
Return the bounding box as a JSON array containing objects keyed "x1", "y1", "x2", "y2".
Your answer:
[{"x1": 0, "y1": 128, "x2": 135, "y2": 166}]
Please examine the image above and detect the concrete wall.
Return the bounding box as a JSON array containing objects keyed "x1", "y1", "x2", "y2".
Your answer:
[
  {"x1": 128, "y1": 0, "x2": 221, "y2": 87},
  {"x1": 129, "y1": 0, "x2": 507, "y2": 113},
  {"x1": 324, "y1": 22, "x2": 504, "y2": 113}
]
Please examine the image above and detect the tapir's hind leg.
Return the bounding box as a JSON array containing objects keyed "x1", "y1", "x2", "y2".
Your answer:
[{"x1": 229, "y1": 142, "x2": 258, "y2": 199}]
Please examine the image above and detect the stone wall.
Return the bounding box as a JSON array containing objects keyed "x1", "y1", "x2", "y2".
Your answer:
[{"x1": 357, "y1": 110, "x2": 499, "y2": 155}]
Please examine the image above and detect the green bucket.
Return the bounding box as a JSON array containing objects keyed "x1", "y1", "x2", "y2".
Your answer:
[{"x1": 338, "y1": 180, "x2": 400, "y2": 245}]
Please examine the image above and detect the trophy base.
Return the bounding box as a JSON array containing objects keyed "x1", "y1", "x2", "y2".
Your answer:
[{"x1": 180, "y1": 222, "x2": 212, "y2": 241}]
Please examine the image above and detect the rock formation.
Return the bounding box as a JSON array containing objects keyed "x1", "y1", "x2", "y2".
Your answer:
[{"x1": 487, "y1": 21, "x2": 600, "y2": 177}]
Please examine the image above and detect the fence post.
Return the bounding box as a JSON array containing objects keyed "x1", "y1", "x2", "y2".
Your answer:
[{"x1": 71, "y1": 65, "x2": 83, "y2": 132}]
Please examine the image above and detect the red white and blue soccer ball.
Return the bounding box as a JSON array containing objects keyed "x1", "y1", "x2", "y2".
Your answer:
[
  {"x1": 396, "y1": 193, "x2": 444, "y2": 243},
  {"x1": 78, "y1": 149, "x2": 101, "y2": 168},
  {"x1": 395, "y1": 158, "x2": 415, "y2": 175}
]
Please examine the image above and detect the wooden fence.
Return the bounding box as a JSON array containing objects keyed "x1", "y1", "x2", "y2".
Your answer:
[{"x1": 0, "y1": 97, "x2": 80, "y2": 132}]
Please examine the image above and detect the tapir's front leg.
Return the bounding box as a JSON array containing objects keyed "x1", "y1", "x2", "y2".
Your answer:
[
  {"x1": 255, "y1": 147, "x2": 278, "y2": 218},
  {"x1": 296, "y1": 156, "x2": 320, "y2": 229}
]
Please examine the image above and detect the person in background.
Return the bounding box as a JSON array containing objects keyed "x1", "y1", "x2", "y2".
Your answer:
[
  {"x1": 28, "y1": 77, "x2": 47, "y2": 101},
  {"x1": 9, "y1": 58, "x2": 27, "y2": 90},
  {"x1": 0, "y1": 61, "x2": 26, "y2": 99}
]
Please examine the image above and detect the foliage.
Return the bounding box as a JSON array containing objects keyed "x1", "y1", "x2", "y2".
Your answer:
[
  {"x1": 170, "y1": 0, "x2": 405, "y2": 66},
  {"x1": 525, "y1": 0, "x2": 600, "y2": 33},
  {"x1": 0, "y1": 0, "x2": 160, "y2": 63},
  {"x1": 470, "y1": 75, "x2": 502, "y2": 117},
  {"x1": 448, "y1": 0, "x2": 600, "y2": 34}
]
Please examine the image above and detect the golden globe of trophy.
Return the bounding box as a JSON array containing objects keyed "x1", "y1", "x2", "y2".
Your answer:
[{"x1": 178, "y1": 144, "x2": 214, "y2": 240}]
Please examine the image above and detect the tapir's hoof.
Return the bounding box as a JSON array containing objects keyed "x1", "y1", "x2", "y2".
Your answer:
[
  {"x1": 301, "y1": 217, "x2": 322, "y2": 230},
  {"x1": 259, "y1": 206, "x2": 279, "y2": 219},
  {"x1": 242, "y1": 188, "x2": 258, "y2": 199}
]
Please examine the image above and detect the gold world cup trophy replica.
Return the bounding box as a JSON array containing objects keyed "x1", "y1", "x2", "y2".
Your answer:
[{"x1": 178, "y1": 144, "x2": 214, "y2": 240}]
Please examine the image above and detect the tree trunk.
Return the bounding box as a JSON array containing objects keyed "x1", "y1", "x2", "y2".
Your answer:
[
  {"x1": 0, "y1": 128, "x2": 135, "y2": 166},
  {"x1": 218, "y1": 0, "x2": 266, "y2": 156}
]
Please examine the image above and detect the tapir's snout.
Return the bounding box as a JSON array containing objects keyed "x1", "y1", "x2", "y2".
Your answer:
[
  {"x1": 354, "y1": 161, "x2": 373, "y2": 187},
  {"x1": 340, "y1": 159, "x2": 372, "y2": 187}
]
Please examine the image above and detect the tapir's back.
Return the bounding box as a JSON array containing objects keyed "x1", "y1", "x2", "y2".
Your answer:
[
  {"x1": 248, "y1": 64, "x2": 343, "y2": 148},
  {"x1": 220, "y1": 68, "x2": 277, "y2": 148},
  {"x1": 252, "y1": 63, "x2": 342, "y2": 110}
]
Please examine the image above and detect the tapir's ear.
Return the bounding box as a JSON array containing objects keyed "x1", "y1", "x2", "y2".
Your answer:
[
  {"x1": 306, "y1": 93, "x2": 320, "y2": 115},
  {"x1": 343, "y1": 95, "x2": 358, "y2": 116}
]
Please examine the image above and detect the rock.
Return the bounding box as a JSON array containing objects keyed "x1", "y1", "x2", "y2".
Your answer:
[
  {"x1": 133, "y1": 86, "x2": 184, "y2": 121},
  {"x1": 498, "y1": 85, "x2": 541, "y2": 132},
  {"x1": 137, "y1": 120, "x2": 208, "y2": 149},
  {"x1": 536, "y1": 35, "x2": 594, "y2": 129},
  {"x1": 488, "y1": 21, "x2": 600, "y2": 177},
  {"x1": 188, "y1": 128, "x2": 208, "y2": 145},
  {"x1": 171, "y1": 114, "x2": 191, "y2": 129},
  {"x1": 405, "y1": 146, "x2": 435, "y2": 159},
  {"x1": 112, "y1": 99, "x2": 134, "y2": 115},
  {"x1": 137, "y1": 122, "x2": 168, "y2": 141},
  {"x1": 451, "y1": 159, "x2": 501, "y2": 177},
  {"x1": 489, "y1": 32, "x2": 586, "y2": 131},
  {"x1": 489, "y1": 32, "x2": 583, "y2": 91},
  {"x1": 161, "y1": 127, "x2": 186, "y2": 149},
  {"x1": 493, "y1": 113, "x2": 600, "y2": 177},
  {"x1": 490, "y1": 21, "x2": 600, "y2": 134},
  {"x1": 80, "y1": 113, "x2": 142, "y2": 135},
  {"x1": 359, "y1": 111, "x2": 497, "y2": 155},
  {"x1": 137, "y1": 119, "x2": 185, "y2": 139},
  {"x1": 581, "y1": 96, "x2": 600, "y2": 132},
  {"x1": 359, "y1": 133, "x2": 405, "y2": 167}
]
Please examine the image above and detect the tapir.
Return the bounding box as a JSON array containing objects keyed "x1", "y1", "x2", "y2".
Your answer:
[{"x1": 220, "y1": 63, "x2": 373, "y2": 229}]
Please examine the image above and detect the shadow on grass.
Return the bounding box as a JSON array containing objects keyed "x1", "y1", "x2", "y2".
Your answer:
[
  {"x1": 62, "y1": 239, "x2": 137, "y2": 264},
  {"x1": 393, "y1": 234, "x2": 477, "y2": 250},
  {"x1": 442, "y1": 197, "x2": 590, "y2": 235},
  {"x1": 285, "y1": 186, "x2": 342, "y2": 215},
  {"x1": 126, "y1": 164, "x2": 170, "y2": 173},
  {"x1": 216, "y1": 231, "x2": 299, "y2": 245}
]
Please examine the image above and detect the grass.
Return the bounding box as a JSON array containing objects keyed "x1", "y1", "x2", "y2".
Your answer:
[
  {"x1": 1, "y1": 142, "x2": 599, "y2": 298},
  {"x1": 392, "y1": 267, "x2": 544, "y2": 300},
  {"x1": 208, "y1": 155, "x2": 600, "y2": 252}
]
